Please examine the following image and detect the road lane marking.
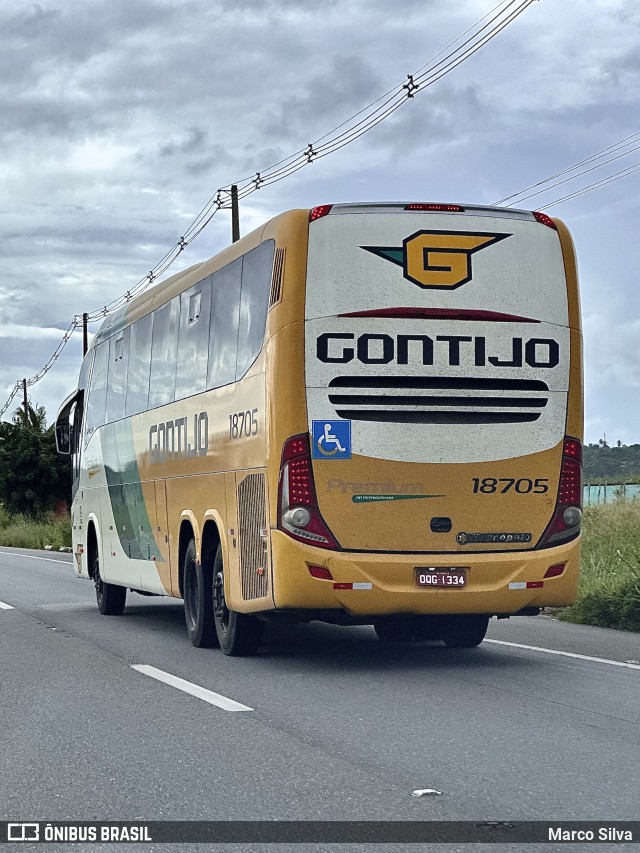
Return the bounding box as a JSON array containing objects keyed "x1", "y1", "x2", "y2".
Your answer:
[
  {"x1": 131, "y1": 665, "x2": 253, "y2": 711},
  {"x1": 0, "y1": 600, "x2": 14, "y2": 610},
  {"x1": 0, "y1": 552, "x2": 72, "y2": 565},
  {"x1": 486, "y1": 639, "x2": 640, "y2": 670}
]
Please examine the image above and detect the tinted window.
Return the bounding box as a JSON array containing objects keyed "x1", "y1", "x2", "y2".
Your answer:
[
  {"x1": 236, "y1": 241, "x2": 274, "y2": 378},
  {"x1": 86, "y1": 341, "x2": 109, "y2": 434},
  {"x1": 208, "y1": 258, "x2": 241, "y2": 389},
  {"x1": 126, "y1": 312, "x2": 153, "y2": 416},
  {"x1": 175, "y1": 279, "x2": 212, "y2": 399},
  {"x1": 149, "y1": 298, "x2": 179, "y2": 408},
  {"x1": 106, "y1": 327, "x2": 129, "y2": 423}
]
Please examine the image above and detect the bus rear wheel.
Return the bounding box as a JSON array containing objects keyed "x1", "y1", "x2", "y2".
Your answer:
[
  {"x1": 183, "y1": 539, "x2": 218, "y2": 648},
  {"x1": 93, "y1": 551, "x2": 126, "y2": 616},
  {"x1": 440, "y1": 615, "x2": 489, "y2": 648},
  {"x1": 212, "y1": 545, "x2": 263, "y2": 656}
]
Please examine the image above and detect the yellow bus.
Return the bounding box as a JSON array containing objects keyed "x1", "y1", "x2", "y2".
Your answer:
[{"x1": 56, "y1": 202, "x2": 582, "y2": 655}]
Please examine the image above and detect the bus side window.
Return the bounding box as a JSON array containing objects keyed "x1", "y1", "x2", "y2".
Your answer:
[
  {"x1": 208, "y1": 258, "x2": 241, "y2": 390},
  {"x1": 236, "y1": 241, "x2": 274, "y2": 379},
  {"x1": 126, "y1": 313, "x2": 153, "y2": 417},
  {"x1": 175, "y1": 279, "x2": 212, "y2": 399},
  {"x1": 149, "y1": 298, "x2": 179, "y2": 408},
  {"x1": 106, "y1": 328, "x2": 130, "y2": 423},
  {"x1": 85, "y1": 341, "x2": 109, "y2": 436}
]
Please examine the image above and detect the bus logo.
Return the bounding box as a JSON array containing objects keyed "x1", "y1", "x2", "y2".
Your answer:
[
  {"x1": 312, "y1": 420, "x2": 352, "y2": 460},
  {"x1": 361, "y1": 230, "x2": 510, "y2": 289}
]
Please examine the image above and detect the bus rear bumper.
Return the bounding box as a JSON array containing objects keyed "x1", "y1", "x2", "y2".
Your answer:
[{"x1": 269, "y1": 531, "x2": 580, "y2": 617}]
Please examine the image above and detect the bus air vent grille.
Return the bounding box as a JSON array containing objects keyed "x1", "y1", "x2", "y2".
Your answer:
[
  {"x1": 237, "y1": 472, "x2": 269, "y2": 600},
  {"x1": 327, "y1": 376, "x2": 548, "y2": 425},
  {"x1": 269, "y1": 247, "x2": 285, "y2": 308}
]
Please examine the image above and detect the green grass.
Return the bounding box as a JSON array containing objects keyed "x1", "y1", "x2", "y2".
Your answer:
[
  {"x1": 0, "y1": 506, "x2": 71, "y2": 550},
  {"x1": 559, "y1": 501, "x2": 640, "y2": 631}
]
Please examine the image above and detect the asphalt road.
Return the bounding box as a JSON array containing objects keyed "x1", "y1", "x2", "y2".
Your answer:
[{"x1": 1, "y1": 546, "x2": 639, "y2": 852}]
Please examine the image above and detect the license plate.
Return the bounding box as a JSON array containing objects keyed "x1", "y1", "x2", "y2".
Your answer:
[{"x1": 415, "y1": 568, "x2": 467, "y2": 588}]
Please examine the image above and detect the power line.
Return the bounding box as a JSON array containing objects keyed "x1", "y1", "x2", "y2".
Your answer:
[
  {"x1": 539, "y1": 160, "x2": 640, "y2": 209},
  {"x1": 494, "y1": 130, "x2": 640, "y2": 207},
  {"x1": 0, "y1": 0, "x2": 537, "y2": 419}
]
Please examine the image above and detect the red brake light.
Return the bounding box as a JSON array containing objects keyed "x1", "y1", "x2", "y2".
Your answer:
[
  {"x1": 309, "y1": 205, "x2": 333, "y2": 222},
  {"x1": 562, "y1": 437, "x2": 582, "y2": 461},
  {"x1": 404, "y1": 203, "x2": 464, "y2": 212},
  {"x1": 538, "y1": 436, "x2": 582, "y2": 549},
  {"x1": 278, "y1": 434, "x2": 340, "y2": 549},
  {"x1": 532, "y1": 211, "x2": 558, "y2": 230}
]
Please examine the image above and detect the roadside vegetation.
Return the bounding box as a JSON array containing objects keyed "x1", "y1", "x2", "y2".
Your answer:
[
  {"x1": 559, "y1": 501, "x2": 640, "y2": 632},
  {"x1": 0, "y1": 506, "x2": 71, "y2": 550},
  {"x1": 0, "y1": 403, "x2": 72, "y2": 551}
]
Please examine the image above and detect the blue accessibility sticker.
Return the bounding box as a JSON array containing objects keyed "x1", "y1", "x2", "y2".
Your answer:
[{"x1": 311, "y1": 420, "x2": 352, "y2": 460}]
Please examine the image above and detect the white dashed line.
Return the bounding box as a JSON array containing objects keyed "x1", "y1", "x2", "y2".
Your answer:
[
  {"x1": 132, "y1": 664, "x2": 254, "y2": 711},
  {"x1": 485, "y1": 639, "x2": 640, "y2": 670},
  {"x1": 0, "y1": 600, "x2": 15, "y2": 610}
]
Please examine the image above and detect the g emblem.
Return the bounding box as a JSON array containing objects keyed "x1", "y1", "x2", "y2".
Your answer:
[
  {"x1": 403, "y1": 230, "x2": 510, "y2": 289},
  {"x1": 362, "y1": 230, "x2": 510, "y2": 290}
]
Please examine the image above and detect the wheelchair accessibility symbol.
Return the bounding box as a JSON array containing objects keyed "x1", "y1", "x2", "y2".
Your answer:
[{"x1": 312, "y1": 420, "x2": 352, "y2": 460}]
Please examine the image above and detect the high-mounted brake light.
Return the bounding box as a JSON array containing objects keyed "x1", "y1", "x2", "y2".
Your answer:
[
  {"x1": 538, "y1": 436, "x2": 582, "y2": 549},
  {"x1": 309, "y1": 205, "x2": 333, "y2": 222},
  {"x1": 532, "y1": 211, "x2": 558, "y2": 230},
  {"x1": 278, "y1": 433, "x2": 340, "y2": 549},
  {"x1": 404, "y1": 203, "x2": 464, "y2": 212}
]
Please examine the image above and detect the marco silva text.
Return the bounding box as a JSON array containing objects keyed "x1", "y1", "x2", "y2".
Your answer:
[{"x1": 549, "y1": 826, "x2": 634, "y2": 842}]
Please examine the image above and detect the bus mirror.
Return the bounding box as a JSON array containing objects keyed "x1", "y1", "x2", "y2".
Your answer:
[{"x1": 56, "y1": 422, "x2": 71, "y2": 454}]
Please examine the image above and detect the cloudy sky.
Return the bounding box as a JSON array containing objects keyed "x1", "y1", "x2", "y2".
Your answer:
[{"x1": 1, "y1": 0, "x2": 638, "y2": 445}]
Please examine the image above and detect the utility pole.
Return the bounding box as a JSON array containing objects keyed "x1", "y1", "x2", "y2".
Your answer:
[
  {"x1": 231, "y1": 184, "x2": 240, "y2": 243},
  {"x1": 82, "y1": 312, "x2": 89, "y2": 356},
  {"x1": 22, "y1": 378, "x2": 28, "y2": 424}
]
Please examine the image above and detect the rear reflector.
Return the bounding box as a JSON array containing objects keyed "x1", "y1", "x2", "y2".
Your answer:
[
  {"x1": 308, "y1": 565, "x2": 333, "y2": 580},
  {"x1": 533, "y1": 211, "x2": 558, "y2": 230},
  {"x1": 544, "y1": 564, "x2": 565, "y2": 579},
  {"x1": 309, "y1": 205, "x2": 333, "y2": 221}
]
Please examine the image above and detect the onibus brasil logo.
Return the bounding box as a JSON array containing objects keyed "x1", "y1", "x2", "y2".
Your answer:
[{"x1": 361, "y1": 229, "x2": 510, "y2": 289}]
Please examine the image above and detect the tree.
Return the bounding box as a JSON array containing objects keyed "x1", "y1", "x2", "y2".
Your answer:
[{"x1": 0, "y1": 404, "x2": 70, "y2": 516}]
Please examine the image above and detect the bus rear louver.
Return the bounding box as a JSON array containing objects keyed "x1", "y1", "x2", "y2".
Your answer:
[{"x1": 327, "y1": 376, "x2": 549, "y2": 425}]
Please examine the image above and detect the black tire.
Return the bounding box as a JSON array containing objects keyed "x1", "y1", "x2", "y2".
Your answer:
[
  {"x1": 373, "y1": 615, "x2": 418, "y2": 643},
  {"x1": 213, "y1": 545, "x2": 263, "y2": 656},
  {"x1": 183, "y1": 539, "x2": 218, "y2": 648},
  {"x1": 441, "y1": 615, "x2": 489, "y2": 648},
  {"x1": 93, "y1": 549, "x2": 126, "y2": 616}
]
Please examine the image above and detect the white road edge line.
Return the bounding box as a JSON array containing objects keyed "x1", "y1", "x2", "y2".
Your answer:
[
  {"x1": 485, "y1": 639, "x2": 640, "y2": 670},
  {"x1": 131, "y1": 664, "x2": 254, "y2": 711},
  {"x1": 0, "y1": 552, "x2": 72, "y2": 565},
  {"x1": 0, "y1": 600, "x2": 15, "y2": 610}
]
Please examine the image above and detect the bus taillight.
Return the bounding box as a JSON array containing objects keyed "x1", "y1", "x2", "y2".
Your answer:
[
  {"x1": 278, "y1": 433, "x2": 340, "y2": 549},
  {"x1": 532, "y1": 211, "x2": 558, "y2": 230},
  {"x1": 309, "y1": 205, "x2": 333, "y2": 222},
  {"x1": 538, "y1": 436, "x2": 583, "y2": 549}
]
